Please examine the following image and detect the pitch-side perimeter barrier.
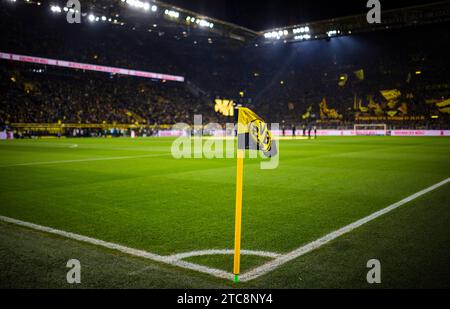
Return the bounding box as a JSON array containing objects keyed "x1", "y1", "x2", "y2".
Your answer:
[{"x1": 160, "y1": 130, "x2": 450, "y2": 137}]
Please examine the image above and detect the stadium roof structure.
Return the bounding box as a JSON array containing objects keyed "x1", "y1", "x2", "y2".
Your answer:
[
  {"x1": 259, "y1": 1, "x2": 450, "y2": 44},
  {"x1": 46, "y1": 0, "x2": 260, "y2": 42},
  {"x1": 11, "y1": 0, "x2": 450, "y2": 44}
]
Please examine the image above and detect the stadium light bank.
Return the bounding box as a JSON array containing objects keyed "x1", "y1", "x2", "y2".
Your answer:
[
  {"x1": 264, "y1": 26, "x2": 311, "y2": 41},
  {"x1": 122, "y1": 0, "x2": 157, "y2": 12}
]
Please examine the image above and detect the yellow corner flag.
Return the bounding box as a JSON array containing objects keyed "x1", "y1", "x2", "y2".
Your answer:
[
  {"x1": 233, "y1": 108, "x2": 276, "y2": 282},
  {"x1": 236, "y1": 107, "x2": 277, "y2": 157}
]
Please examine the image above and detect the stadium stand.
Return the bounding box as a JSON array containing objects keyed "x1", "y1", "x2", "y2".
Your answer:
[{"x1": 1, "y1": 0, "x2": 450, "y2": 137}]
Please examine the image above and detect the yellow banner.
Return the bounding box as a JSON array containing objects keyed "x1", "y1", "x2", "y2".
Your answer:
[
  {"x1": 387, "y1": 111, "x2": 398, "y2": 117},
  {"x1": 436, "y1": 99, "x2": 450, "y2": 108},
  {"x1": 380, "y1": 89, "x2": 401, "y2": 101},
  {"x1": 356, "y1": 116, "x2": 425, "y2": 121},
  {"x1": 440, "y1": 107, "x2": 450, "y2": 114}
]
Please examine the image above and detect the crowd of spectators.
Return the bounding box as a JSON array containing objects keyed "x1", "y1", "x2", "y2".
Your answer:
[{"x1": 0, "y1": 63, "x2": 215, "y2": 126}]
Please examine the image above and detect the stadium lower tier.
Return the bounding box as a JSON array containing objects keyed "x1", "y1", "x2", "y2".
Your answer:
[
  {"x1": 0, "y1": 63, "x2": 217, "y2": 127},
  {"x1": 1, "y1": 61, "x2": 449, "y2": 134}
]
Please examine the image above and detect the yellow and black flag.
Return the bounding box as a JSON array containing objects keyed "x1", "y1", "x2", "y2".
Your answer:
[
  {"x1": 233, "y1": 107, "x2": 277, "y2": 282},
  {"x1": 237, "y1": 107, "x2": 277, "y2": 157}
]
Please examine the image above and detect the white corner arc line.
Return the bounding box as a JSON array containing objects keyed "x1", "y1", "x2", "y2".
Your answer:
[
  {"x1": 239, "y1": 177, "x2": 450, "y2": 282},
  {"x1": 168, "y1": 249, "x2": 281, "y2": 261},
  {"x1": 0, "y1": 215, "x2": 234, "y2": 280},
  {"x1": 0, "y1": 153, "x2": 168, "y2": 168},
  {"x1": 0, "y1": 177, "x2": 448, "y2": 282}
]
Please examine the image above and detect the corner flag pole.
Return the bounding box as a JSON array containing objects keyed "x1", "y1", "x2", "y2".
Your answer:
[
  {"x1": 232, "y1": 107, "x2": 275, "y2": 283},
  {"x1": 233, "y1": 148, "x2": 244, "y2": 283}
]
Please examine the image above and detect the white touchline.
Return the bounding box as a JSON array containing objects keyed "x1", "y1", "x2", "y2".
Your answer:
[
  {"x1": 1, "y1": 141, "x2": 171, "y2": 153},
  {"x1": 0, "y1": 153, "x2": 169, "y2": 168},
  {"x1": 239, "y1": 177, "x2": 450, "y2": 282},
  {"x1": 0, "y1": 177, "x2": 448, "y2": 282}
]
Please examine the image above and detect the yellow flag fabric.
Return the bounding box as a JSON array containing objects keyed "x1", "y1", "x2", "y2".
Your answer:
[
  {"x1": 327, "y1": 109, "x2": 340, "y2": 119},
  {"x1": 237, "y1": 108, "x2": 263, "y2": 134},
  {"x1": 436, "y1": 99, "x2": 450, "y2": 108},
  {"x1": 302, "y1": 106, "x2": 312, "y2": 119},
  {"x1": 387, "y1": 110, "x2": 398, "y2": 117},
  {"x1": 319, "y1": 99, "x2": 341, "y2": 119},
  {"x1": 237, "y1": 108, "x2": 277, "y2": 157},
  {"x1": 387, "y1": 101, "x2": 397, "y2": 109},
  {"x1": 368, "y1": 98, "x2": 378, "y2": 109},
  {"x1": 319, "y1": 98, "x2": 329, "y2": 119},
  {"x1": 380, "y1": 89, "x2": 401, "y2": 101},
  {"x1": 215, "y1": 99, "x2": 235, "y2": 117},
  {"x1": 359, "y1": 99, "x2": 368, "y2": 113},
  {"x1": 374, "y1": 104, "x2": 384, "y2": 116},
  {"x1": 354, "y1": 69, "x2": 365, "y2": 81},
  {"x1": 440, "y1": 107, "x2": 450, "y2": 114}
]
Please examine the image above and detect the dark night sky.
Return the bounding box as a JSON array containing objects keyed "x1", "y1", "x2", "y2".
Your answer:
[{"x1": 162, "y1": 0, "x2": 436, "y2": 30}]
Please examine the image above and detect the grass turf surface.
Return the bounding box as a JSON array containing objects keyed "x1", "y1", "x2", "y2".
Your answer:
[{"x1": 0, "y1": 136, "x2": 449, "y2": 288}]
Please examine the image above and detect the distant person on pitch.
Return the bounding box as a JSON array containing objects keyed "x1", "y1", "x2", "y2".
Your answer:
[{"x1": 308, "y1": 127, "x2": 312, "y2": 139}]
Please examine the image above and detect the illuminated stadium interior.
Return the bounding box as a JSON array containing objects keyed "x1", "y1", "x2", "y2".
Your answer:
[
  {"x1": 1, "y1": 0, "x2": 450, "y2": 135},
  {"x1": 1, "y1": 0, "x2": 450, "y2": 292}
]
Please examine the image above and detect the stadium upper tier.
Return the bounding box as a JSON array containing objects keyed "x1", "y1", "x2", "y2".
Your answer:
[{"x1": 1, "y1": 1, "x2": 450, "y2": 130}]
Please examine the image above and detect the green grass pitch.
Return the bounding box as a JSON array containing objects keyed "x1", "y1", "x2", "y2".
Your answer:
[{"x1": 0, "y1": 136, "x2": 449, "y2": 288}]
